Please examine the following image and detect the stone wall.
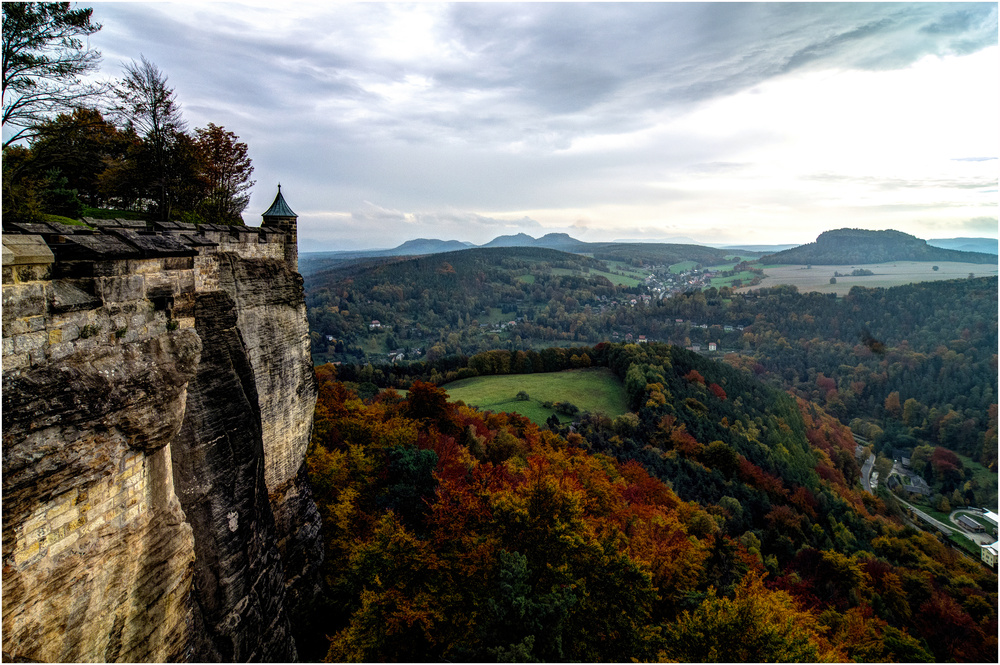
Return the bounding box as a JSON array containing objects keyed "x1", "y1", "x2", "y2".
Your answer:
[{"x1": 2, "y1": 220, "x2": 320, "y2": 662}]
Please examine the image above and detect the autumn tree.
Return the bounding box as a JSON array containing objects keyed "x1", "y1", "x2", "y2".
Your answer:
[
  {"x1": 663, "y1": 571, "x2": 840, "y2": 662},
  {"x1": 2, "y1": 2, "x2": 105, "y2": 147},
  {"x1": 194, "y1": 122, "x2": 254, "y2": 224},
  {"x1": 884, "y1": 391, "x2": 902, "y2": 419}
]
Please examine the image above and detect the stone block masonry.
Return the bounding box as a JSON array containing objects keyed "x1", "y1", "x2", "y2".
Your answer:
[{"x1": 2, "y1": 217, "x2": 320, "y2": 662}]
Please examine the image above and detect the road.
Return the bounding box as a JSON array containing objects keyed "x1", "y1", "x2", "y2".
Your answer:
[
  {"x1": 860, "y1": 453, "x2": 875, "y2": 495},
  {"x1": 895, "y1": 496, "x2": 956, "y2": 535}
]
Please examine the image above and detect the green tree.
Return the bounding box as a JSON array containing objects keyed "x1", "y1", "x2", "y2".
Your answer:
[
  {"x1": 26, "y1": 107, "x2": 127, "y2": 206},
  {"x1": 902, "y1": 397, "x2": 925, "y2": 428},
  {"x1": 1, "y1": 143, "x2": 45, "y2": 220},
  {"x1": 2, "y1": 2, "x2": 105, "y2": 146},
  {"x1": 874, "y1": 454, "x2": 893, "y2": 482}
]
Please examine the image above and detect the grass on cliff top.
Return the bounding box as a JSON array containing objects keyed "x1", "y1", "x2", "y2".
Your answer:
[
  {"x1": 42, "y1": 214, "x2": 89, "y2": 227},
  {"x1": 442, "y1": 367, "x2": 629, "y2": 426},
  {"x1": 80, "y1": 206, "x2": 149, "y2": 221}
]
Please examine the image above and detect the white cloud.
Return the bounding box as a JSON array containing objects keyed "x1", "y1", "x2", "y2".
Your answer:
[{"x1": 52, "y1": 2, "x2": 999, "y2": 249}]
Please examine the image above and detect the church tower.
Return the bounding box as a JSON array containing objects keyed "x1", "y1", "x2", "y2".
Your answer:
[{"x1": 261, "y1": 184, "x2": 299, "y2": 271}]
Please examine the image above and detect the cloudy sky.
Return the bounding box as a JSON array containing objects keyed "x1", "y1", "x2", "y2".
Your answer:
[{"x1": 74, "y1": 2, "x2": 1000, "y2": 249}]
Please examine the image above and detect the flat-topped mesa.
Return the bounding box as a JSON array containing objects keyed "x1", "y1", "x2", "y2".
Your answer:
[
  {"x1": 261, "y1": 184, "x2": 300, "y2": 272},
  {"x1": 1, "y1": 190, "x2": 320, "y2": 662}
]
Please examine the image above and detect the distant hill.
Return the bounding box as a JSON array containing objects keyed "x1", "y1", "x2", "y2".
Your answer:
[
  {"x1": 588, "y1": 242, "x2": 730, "y2": 266},
  {"x1": 480, "y1": 232, "x2": 588, "y2": 251},
  {"x1": 480, "y1": 232, "x2": 538, "y2": 248},
  {"x1": 390, "y1": 238, "x2": 473, "y2": 255},
  {"x1": 301, "y1": 234, "x2": 732, "y2": 277},
  {"x1": 761, "y1": 228, "x2": 998, "y2": 265},
  {"x1": 720, "y1": 243, "x2": 797, "y2": 253},
  {"x1": 927, "y1": 236, "x2": 998, "y2": 255},
  {"x1": 534, "y1": 232, "x2": 589, "y2": 251}
]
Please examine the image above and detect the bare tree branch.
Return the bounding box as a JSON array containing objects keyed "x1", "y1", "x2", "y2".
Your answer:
[{"x1": 2, "y1": 2, "x2": 107, "y2": 148}]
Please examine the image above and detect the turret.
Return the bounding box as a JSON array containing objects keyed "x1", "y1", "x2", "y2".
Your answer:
[{"x1": 261, "y1": 184, "x2": 299, "y2": 271}]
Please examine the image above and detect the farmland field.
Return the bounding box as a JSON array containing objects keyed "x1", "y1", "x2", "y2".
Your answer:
[
  {"x1": 739, "y1": 261, "x2": 997, "y2": 296},
  {"x1": 442, "y1": 367, "x2": 629, "y2": 426},
  {"x1": 709, "y1": 270, "x2": 758, "y2": 288}
]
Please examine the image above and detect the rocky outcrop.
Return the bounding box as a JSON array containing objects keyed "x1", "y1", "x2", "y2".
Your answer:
[{"x1": 2, "y1": 219, "x2": 320, "y2": 662}]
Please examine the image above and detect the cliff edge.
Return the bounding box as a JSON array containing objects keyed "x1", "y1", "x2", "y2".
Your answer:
[{"x1": 2, "y1": 214, "x2": 320, "y2": 661}]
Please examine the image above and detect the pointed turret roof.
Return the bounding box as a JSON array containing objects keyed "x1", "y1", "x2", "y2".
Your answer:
[{"x1": 262, "y1": 184, "x2": 297, "y2": 217}]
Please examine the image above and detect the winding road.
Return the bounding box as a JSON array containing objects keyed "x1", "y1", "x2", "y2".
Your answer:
[{"x1": 860, "y1": 453, "x2": 875, "y2": 495}]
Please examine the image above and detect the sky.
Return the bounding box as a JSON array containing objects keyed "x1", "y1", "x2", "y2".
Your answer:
[{"x1": 44, "y1": 2, "x2": 1000, "y2": 249}]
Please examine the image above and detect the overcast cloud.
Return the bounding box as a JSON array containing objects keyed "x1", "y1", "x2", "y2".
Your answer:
[{"x1": 36, "y1": 2, "x2": 1000, "y2": 249}]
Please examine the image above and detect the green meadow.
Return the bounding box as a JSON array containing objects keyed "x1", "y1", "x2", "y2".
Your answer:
[
  {"x1": 550, "y1": 267, "x2": 644, "y2": 287},
  {"x1": 442, "y1": 367, "x2": 630, "y2": 426},
  {"x1": 668, "y1": 260, "x2": 699, "y2": 274}
]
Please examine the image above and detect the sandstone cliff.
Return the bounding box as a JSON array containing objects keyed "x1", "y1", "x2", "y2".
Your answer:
[{"x1": 2, "y1": 218, "x2": 320, "y2": 662}]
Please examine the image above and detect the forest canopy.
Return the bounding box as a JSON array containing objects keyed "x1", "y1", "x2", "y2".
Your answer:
[{"x1": 305, "y1": 344, "x2": 997, "y2": 662}]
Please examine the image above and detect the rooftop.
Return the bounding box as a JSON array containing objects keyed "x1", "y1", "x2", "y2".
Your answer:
[{"x1": 262, "y1": 185, "x2": 297, "y2": 218}]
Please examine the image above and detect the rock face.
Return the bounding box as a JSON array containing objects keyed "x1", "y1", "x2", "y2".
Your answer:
[{"x1": 2, "y1": 218, "x2": 320, "y2": 662}]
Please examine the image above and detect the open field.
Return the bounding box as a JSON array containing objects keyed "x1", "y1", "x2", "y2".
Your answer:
[
  {"x1": 551, "y1": 266, "x2": 643, "y2": 287},
  {"x1": 709, "y1": 271, "x2": 758, "y2": 289},
  {"x1": 475, "y1": 307, "x2": 513, "y2": 325},
  {"x1": 668, "y1": 260, "x2": 699, "y2": 274},
  {"x1": 739, "y1": 261, "x2": 997, "y2": 296},
  {"x1": 704, "y1": 262, "x2": 738, "y2": 272},
  {"x1": 605, "y1": 260, "x2": 650, "y2": 280},
  {"x1": 442, "y1": 367, "x2": 629, "y2": 426}
]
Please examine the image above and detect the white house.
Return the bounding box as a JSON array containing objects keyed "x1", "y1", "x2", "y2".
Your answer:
[{"x1": 982, "y1": 541, "x2": 998, "y2": 568}]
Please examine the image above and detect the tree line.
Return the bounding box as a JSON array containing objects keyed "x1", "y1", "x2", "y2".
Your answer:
[{"x1": 3, "y1": 3, "x2": 254, "y2": 224}]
